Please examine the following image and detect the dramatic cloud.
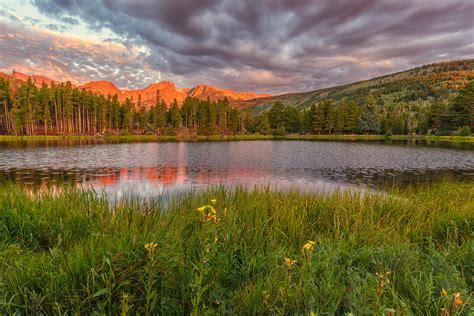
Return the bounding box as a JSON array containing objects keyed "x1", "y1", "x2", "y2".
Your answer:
[{"x1": 0, "y1": 0, "x2": 473, "y2": 94}]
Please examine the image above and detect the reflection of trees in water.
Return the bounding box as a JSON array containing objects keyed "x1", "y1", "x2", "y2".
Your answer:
[
  {"x1": 0, "y1": 169, "x2": 86, "y2": 191},
  {"x1": 332, "y1": 168, "x2": 471, "y2": 188},
  {"x1": 0, "y1": 139, "x2": 111, "y2": 149},
  {"x1": 0, "y1": 165, "x2": 190, "y2": 192},
  {"x1": 0, "y1": 164, "x2": 272, "y2": 192},
  {"x1": 0, "y1": 165, "x2": 471, "y2": 194}
]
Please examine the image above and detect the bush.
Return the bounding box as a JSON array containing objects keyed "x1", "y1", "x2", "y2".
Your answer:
[
  {"x1": 453, "y1": 126, "x2": 471, "y2": 136},
  {"x1": 434, "y1": 129, "x2": 450, "y2": 136},
  {"x1": 119, "y1": 129, "x2": 129, "y2": 136},
  {"x1": 272, "y1": 126, "x2": 286, "y2": 136}
]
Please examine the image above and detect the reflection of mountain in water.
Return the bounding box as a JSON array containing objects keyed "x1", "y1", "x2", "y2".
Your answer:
[
  {"x1": 0, "y1": 165, "x2": 276, "y2": 197},
  {"x1": 0, "y1": 140, "x2": 472, "y2": 197}
]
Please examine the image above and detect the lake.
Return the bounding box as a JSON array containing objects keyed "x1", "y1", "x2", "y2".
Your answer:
[{"x1": 0, "y1": 140, "x2": 472, "y2": 197}]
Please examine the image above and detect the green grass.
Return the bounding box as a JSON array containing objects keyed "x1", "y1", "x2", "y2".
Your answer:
[
  {"x1": 0, "y1": 182, "x2": 472, "y2": 314},
  {"x1": 286, "y1": 134, "x2": 474, "y2": 143},
  {"x1": 389, "y1": 135, "x2": 474, "y2": 143},
  {"x1": 0, "y1": 135, "x2": 97, "y2": 141},
  {"x1": 285, "y1": 134, "x2": 387, "y2": 141},
  {"x1": 1, "y1": 133, "x2": 473, "y2": 143}
]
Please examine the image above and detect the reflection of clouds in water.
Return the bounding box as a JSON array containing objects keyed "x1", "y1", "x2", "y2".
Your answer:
[
  {"x1": 102, "y1": 179, "x2": 165, "y2": 200},
  {"x1": 89, "y1": 169, "x2": 364, "y2": 198},
  {"x1": 0, "y1": 141, "x2": 472, "y2": 198}
]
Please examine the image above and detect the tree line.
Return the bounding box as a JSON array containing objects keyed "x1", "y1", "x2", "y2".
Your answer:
[
  {"x1": 248, "y1": 82, "x2": 473, "y2": 136},
  {"x1": 0, "y1": 78, "x2": 246, "y2": 136},
  {"x1": 0, "y1": 78, "x2": 472, "y2": 136}
]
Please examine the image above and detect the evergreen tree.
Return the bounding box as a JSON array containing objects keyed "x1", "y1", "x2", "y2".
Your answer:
[
  {"x1": 285, "y1": 106, "x2": 301, "y2": 133},
  {"x1": 445, "y1": 81, "x2": 474, "y2": 131},
  {"x1": 335, "y1": 101, "x2": 347, "y2": 134},
  {"x1": 268, "y1": 102, "x2": 286, "y2": 129},
  {"x1": 121, "y1": 98, "x2": 133, "y2": 131},
  {"x1": 0, "y1": 79, "x2": 12, "y2": 134},
  {"x1": 323, "y1": 99, "x2": 335, "y2": 134},
  {"x1": 154, "y1": 100, "x2": 168, "y2": 134},
  {"x1": 208, "y1": 101, "x2": 218, "y2": 134},
  {"x1": 313, "y1": 101, "x2": 325, "y2": 134},
  {"x1": 228, "y1": 108, "x2": 240, "y2": 134},
  {"x1": 358, "y1": 93, "x2": 381, "y2": 134},
  {"x1": 345, "y1": 101, "x2": 359, "y2": 133},
  {"x1": 38, "y1": 82, "x2": 51, "y2": 134},
  {"x1": 170, "y1": 99, "x2": 182, "y2": 129},
  {"x1": 424, "y1": 102, "x2": 447, "y2": 133}
]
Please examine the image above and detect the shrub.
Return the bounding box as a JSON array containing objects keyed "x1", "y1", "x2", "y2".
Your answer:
[
  {"x1": 453, "y1": 126, "x2": 471, "y2": 136},
  {"x1": 272, "y1": 126, "x2": 286, "y2": 136}
]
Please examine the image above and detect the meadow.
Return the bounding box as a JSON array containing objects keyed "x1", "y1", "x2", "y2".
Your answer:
[{"x1": 0, "y1": 181, "x2": 472, "y2": 314}]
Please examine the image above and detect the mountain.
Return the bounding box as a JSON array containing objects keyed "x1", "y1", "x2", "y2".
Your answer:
[
  {"x1": 80, "y1": 80, "x2": 122, "y2": 96},
  {"x1": 5, "y1": 60, "x2": 471, "y2": 111},
  {"x1": 0, "y1": 71, "x2": 271, "y2": 108},
  {"x1": 187, "y1": 84, "x2": 271, "y2": 101},
  {"x1": 11, "y1": 71, "x2": 58, "y2": 86},
  {"x1": 236, "y1": 59, "x2": 474, "y2": 111},
  {"x1": 80, "y1": 82, "x2": 271, "y2": 107},
  {"x1": 0, "y1": 72, "x2": 14, "y2": 83},
  {"x1": 121, "y1": 81, "x2": 188, "y2": 106}
]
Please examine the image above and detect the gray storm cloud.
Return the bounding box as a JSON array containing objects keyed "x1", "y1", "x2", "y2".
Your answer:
[{"x1": 1, "y1": 0, "x2": 473, "y2": 94}]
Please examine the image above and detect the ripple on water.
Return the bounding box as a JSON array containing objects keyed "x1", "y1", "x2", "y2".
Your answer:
[{"x1": 0, "y1": 140, "x2": 472, "y2": 197}]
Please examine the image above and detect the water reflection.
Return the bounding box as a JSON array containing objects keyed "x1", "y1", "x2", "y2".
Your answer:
[{"x1": 0, "y1": 140, "x2": 472, "y2": 197}]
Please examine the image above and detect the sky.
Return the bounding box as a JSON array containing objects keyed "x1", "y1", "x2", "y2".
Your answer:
[{"x1": 0, "y1": 0, "x2": 473, "y2": 94}]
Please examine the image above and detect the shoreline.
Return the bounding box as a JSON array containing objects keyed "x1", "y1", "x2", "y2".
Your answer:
[{"x1": 0, "y1": 134, "x2": 473, "y2": 143}]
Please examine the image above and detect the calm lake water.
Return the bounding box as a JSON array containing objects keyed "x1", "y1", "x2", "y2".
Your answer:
[{"x1": 0, "y1": 140, "x2": 472, "y2": 197}]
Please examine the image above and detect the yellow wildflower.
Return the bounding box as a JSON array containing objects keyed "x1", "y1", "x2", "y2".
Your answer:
[
  {"x1": 302, "y1": 240, "x2": 315, "y2": 252},
  {"x1": 441, "y1": 288, "x2": 448, "y2": 297},
  {"x1": 197, "y1": 203, "x2": 219, "y2": 223},
  {"x1": 211, "y1": 199, "x2": 217, "y2": 205},
  {"x1": 144, "y1": 242, "x2": 158, "y2": 255},
  {"x1": 284, "y1": 257, "x2": 297, "y2": 269}
]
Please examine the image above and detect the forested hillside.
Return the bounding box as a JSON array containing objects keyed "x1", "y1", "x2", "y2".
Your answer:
[
  {"x1": 239, "y1": 60, "x2": 474, "y2": 111},
  {"x1": 243, "y1": 60, "x2": 473, "y2": 136}
]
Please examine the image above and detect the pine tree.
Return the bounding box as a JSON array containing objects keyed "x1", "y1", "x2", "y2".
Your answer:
[
  {"x1": 313, "y1": 101, "x2": 325, "y2": 134},
  {"x1": 228, "y1": 108, "x2": 240, "y2": 134},
  {"x1": 208, "y1": 101, "x2": 218, "y2": 134},
  {"x1": 445, "y1": 81, "x2": 474, "y2": 131},
  {"x1": 198, "y1": 99, "x2": 209, "y2": 135},
  {"x1": 285, "y1": 106, "x2": 301, "y2": 133},
  {"x1": 335, "y1": 101, "x2": 347, "y2": 134},
  {"x1": 345, "y1": 101, "x2": 359, "y2": 133},
  {"x1": 38, "y1": 82, "x2": 51, "y2": 134},
  {"x1": 268, "y1": 101, "x2": 286, "y2": 129},
  {"x1": 0, "y1": 79, "x2": 12, "y2": 134},
  {"x1": 259, "y1": 112, "x2": 271, "y2": 135},
  {"x1": 170, "y1": 99, "x2": 182, "y2": 129},
  {"x1": 323, "y1": 99, "x2": 335, "y2": 134},
  {"x1": 358, "y1": 93, "x2": 381, "y2": 134}
]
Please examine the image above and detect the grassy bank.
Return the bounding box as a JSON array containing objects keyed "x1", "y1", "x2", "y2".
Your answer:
[
  {"x1": 0, "y1": 182, "x2": 472, "y2": 314},
  {"x1": 1, "y1": 134, "x2": 473, "y2": 143},
  {"x1": 286, "y1": 134, "x2": 474, "y2": 143}
]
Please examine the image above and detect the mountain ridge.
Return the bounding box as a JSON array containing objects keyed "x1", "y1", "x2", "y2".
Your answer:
[
  {"x1": 0, "y1": 71, "x2": 271, "y2": 107},
  {"x1": 3, "y1": 59, "x2": 472, "y2": 111}
]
